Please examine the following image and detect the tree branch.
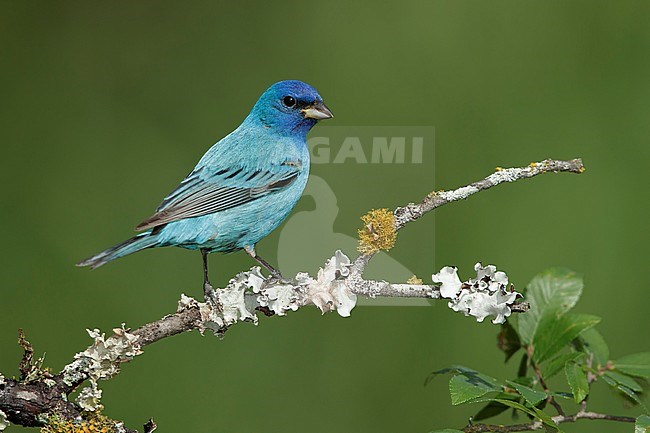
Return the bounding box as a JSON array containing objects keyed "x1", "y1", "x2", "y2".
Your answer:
[
  {"x1": 0, "y1": 158, "x2": 583, "y2": 432},
  {"x1": 532, "y1": 360, "x2": 564, "y2": 416},
  {"x1": 464, "y1": 410, "x2": 636, "y2": 432}
]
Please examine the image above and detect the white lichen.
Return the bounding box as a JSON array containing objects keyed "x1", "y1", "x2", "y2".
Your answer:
[
  {"x1": 431, "y1": 266, "x2": 462, "y2": 298},
  {"x1": 0, "y1": 409, "x2": 9, "y2": 432},
  {"x1": 433, "y1": 263, "x2": 520, "y2": 324},
  {"x1": 216, "y1": 270, "x2": 260, "y2": 325},
  {"x1": 76, "y1": 379, "x2": 103, "y2": 412},
  {"x1": 439, "y1": 185, "x2": 479, "y2": 201},
  {"x1": 292, "y1": 250, "x2": 356, "y2": 316},
  {"x1": 0, "y1": 373, "x2": 4, "y2": 386},
  {"x1": 256, "y1": 281, "x2": 302, "y2": 316},
  {"x1": 486, "y1": 167, "x2": 527, "y2": 184},
  {"x1": 61, "y1": 324, "x2": 142, "y2": 410},
  {"x1": 181, "y1": 251, "x2": 357, "y2": 335}
]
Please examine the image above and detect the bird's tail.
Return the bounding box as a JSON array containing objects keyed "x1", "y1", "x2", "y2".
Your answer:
[{"x1": 76, "y1": 232, "x2": 160, "y2": 269}]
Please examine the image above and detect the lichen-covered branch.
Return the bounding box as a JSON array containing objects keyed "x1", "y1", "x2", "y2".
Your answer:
[
  {"x1": 0, "y1": 158, "x2": 583, "y2": 432},
  {"x1": 351, "y1": 158, "x2": 584, "y2": 274},
  {"x1": 394, "y1": 158, "x2": 584, "y2": 231}
]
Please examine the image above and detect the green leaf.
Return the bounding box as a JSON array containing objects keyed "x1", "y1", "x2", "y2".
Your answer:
[
  {"x1": 614, "y1": 352, "x2": 650, "y2": 378},
  {"x1": 604, "y1": 371, "x2": 643, "y2": 392},
  {"x1": 517, "y1": 268, "x2": 583, "y2": 345},
  {"x1": 532, "y1": 314, "x2": 600, "y2": 363},
  {"x1": 617, "y1": 384, "x2": 648, "y2": 412},
  {"x1": 578, "y1": 328, "x2": 609, "y2": 367},
  {"x1": 551, "y1": 391, "x2": 574, "y2": 400},
  {"x1": 497, "y1": 321, "x2": 521, "y2": 362},
  {"x1": 506, "y1": 380, "x2": 547, "y2": 406},
  {"x1": 564, "y1": 362, "x2": 589, "y2": 403},
  {"x1": 450, "y1": 375, "x2": 493, "y2": 404},
  {"x1": 427, "y1": 366, "x2": 503, "y2": 406},
  {"x1": 602, "y1": 375, "x2": 649, "y2": 412},
  {"x1": 636, "y1": 415, "x2": 650, "y2": 433},
  {"x1": 543, "y1": 352, "x2": 585, "y2": 379}
]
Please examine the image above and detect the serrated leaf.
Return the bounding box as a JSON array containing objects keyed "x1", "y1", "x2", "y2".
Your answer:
[
  {"x1": 428, "y1": 366, "x2": 503, "y2": 406},
  {"x1": 614, "y1": 352, "x2": 650, "y2": 378},
  {"x1": 543, "y1": 352, "x2": 585, "y2": 379},
  {"x1": 636, "y1": 415, "x2": 650, "y2": 433},
  {"x1": 602, "y1": 375, "x2": 649, "y2": 412},
  {"x1": 449, "y1": 374, "x2": 498, "y2": 405},
  {"x1": 604, "y1": 371, "x2": 643, "y2": 392},
  {"x1": 506, "y1": 380, "x2": 547, "y2": 406},
  {"x1": 532, "y1": 314, "x2": 600, "y2": 363},
  {"x1": 618, "y1": 384, "x2": 649, "y2": 412},
  {"x1": 517, "y1": 268, "x2": 583, "y2": 345},
  {"x1": 578, "y1": 328, "x2": 609, "y2": 367},
  {"x1": 449, "y1": 375, "x2": 489, "y2": 404},
  {"x1": 564, "y1": 362, "x2": 589, "y2": 403}
]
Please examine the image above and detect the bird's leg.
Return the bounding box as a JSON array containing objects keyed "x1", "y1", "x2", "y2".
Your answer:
[
  {"x1": 244, "y1": 246, "x2": 285, "y2": 281},
  {"x1": 201, "y1": 249, "x2": 216, "y2": 300}
]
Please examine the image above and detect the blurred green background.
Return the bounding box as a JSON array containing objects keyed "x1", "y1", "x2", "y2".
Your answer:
[{"x1": 1, "y1": 1, "x2": 649, "y2": 432}]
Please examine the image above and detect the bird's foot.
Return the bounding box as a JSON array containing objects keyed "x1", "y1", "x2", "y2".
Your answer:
[
  {"x1": 265, "y1": 271, "x2": 292, "y2": 286},
  {"x1": 203, "y1": 281, "x2": 217, "y2": 302}
]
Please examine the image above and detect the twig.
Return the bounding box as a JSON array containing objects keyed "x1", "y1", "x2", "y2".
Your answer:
[
  {"x1": 532, "y1": 361, "x2": 564, "y2": 416},
  {"x1": 350, "y1": 158, "x2": 584, "y2": 276},
  {"x1": 143, "y1": 418, "x2": 157, "y2": 433},
  {"x1": 0, "y1": 158, "x2": 584, "y2": 431},
  {"x1": 463, "y1": 410, "x2": 635, "y2": 432},
  {"x1": 17, "y1": 329, "x2": 34, "y2": 381}
]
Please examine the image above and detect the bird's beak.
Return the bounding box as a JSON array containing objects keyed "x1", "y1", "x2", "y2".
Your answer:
[{"x1": 302, "y1": 101, "x2": 333, "y2": 120}]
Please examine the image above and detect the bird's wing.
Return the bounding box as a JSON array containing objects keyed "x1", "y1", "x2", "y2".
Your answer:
[{"x1": 135, "y1": 162, "x2": 301, "y2": 231}]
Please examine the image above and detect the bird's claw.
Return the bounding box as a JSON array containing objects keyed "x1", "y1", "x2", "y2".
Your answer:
[
  {"x1": 204, "y1": 281, "x2": 216, "y2": 301},
  {"x1": 265, "y1": 272, "x2": 291, "y2": 285}
]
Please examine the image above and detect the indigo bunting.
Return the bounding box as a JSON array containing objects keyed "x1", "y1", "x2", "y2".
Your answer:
[{"x1": 78, "y1": 80, "x2": 333, "y2": 290}]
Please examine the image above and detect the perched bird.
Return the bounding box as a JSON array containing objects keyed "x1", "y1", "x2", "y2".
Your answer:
[{"x1": 77, "y1": 80, "x2": 333, "y2": 292}]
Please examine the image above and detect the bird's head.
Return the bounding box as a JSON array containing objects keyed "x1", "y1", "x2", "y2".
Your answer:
[{"x1": 247, "y1": 80, "x2": 333, "y2": 138}]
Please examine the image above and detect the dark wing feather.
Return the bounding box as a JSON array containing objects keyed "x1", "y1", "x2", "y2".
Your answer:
[{"x1": 136, "y1": 164, "x2": 300, "y2": 231}]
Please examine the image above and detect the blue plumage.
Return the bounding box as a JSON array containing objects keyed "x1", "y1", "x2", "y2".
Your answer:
[{"x1": 78, "y1": 80, "x2": 332, "y2": 284}]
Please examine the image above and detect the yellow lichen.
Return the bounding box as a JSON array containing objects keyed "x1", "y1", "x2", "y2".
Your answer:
[
  {"x1": 578, "y1": 165, "x2": 586, "y2": 173},
  {"x1": 357, "y1": 208, "x2": 397, "y2": 254},
  {"x1": 495, "y1": 166, "x2": 504, "y2": 171},
  {"x1": 406, "y1": 275, "x2": 424, "y2": 285},
  {"x1": 41, "y1": 412, "x2": 117, "y2": 433},
  {"x1": 528, "y1": 162, "x2": 538, "y2": 169}
]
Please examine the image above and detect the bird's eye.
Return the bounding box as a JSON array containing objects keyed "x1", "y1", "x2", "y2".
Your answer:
[{"x1": 282, "y1": 96, "x2": 296, "y2": 108}]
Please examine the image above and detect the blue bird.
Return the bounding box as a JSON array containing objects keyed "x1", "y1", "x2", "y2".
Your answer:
[{"x1": 77, "y1": 80, "x2": 333, "y2": 292}]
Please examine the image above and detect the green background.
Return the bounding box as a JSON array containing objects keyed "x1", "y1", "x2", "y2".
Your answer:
[{"x1": 1, "y1": 1, "x2": 648, "y2": 432}]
